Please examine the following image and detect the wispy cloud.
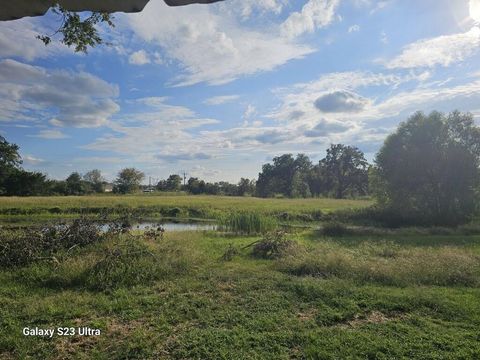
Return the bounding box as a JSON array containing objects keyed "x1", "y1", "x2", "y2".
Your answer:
[
  {"x1": 348, "y1": 24, "x2": 360, "y2": 33},
  {"x1": 280, "y1": 0, "x2": 340, "y2": 38},
  {"x1": 0, "y1": 59, "x2": 119, "y2": 127},
  {"x1": 386, "y1": 27, "x2": 480, "y2": 69},
  {"x1": 203, "y1": 95, "x2": 240, "y2": 105},
  {"x1": 30, "y1": 129, "x2": 69, "y2": 139},
  {"x1": 124, "y1": 0, "x2": 316, "y2": 86},
  {"x1": 128, "y1": 49, "x2": 151, "y2": 65}
]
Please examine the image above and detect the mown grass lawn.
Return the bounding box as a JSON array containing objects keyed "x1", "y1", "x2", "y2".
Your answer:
[{"x1": 1, "y1": 228, "x2": 479, "y2": 359}]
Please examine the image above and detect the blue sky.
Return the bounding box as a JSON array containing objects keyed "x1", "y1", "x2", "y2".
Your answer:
[{"x1": 1, "y1": 0, "x2": 480, "y2": 183}]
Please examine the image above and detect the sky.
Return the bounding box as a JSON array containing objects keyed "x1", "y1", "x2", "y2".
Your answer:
[{"x1": 1, "y1": 0, "x2": 480, "y2": 183}]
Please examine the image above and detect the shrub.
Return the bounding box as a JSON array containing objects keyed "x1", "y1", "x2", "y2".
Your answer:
[
  {"x1": 83, "y1": 238, "x2": 158, "y2": 291},
  {"x1": 48, "y1": 206, "x2": 62, "y2": 214},
  {"x1": 0, "y1": 218, "x2": 103, "y2": 268},
  {"x1": 144, "y1": 225, "x2": 165, "y2": 241},
  {"x1": 221, "y1": 244, "x2": 239, "y2": 261},
  {"x1": 249, "y1": 230, "x2": 297, "y2": 259}
]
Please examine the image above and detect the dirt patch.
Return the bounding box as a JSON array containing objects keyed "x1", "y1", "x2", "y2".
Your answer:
[
  {"x1": 297, "y1": 308, "x2": 317, "y2": 321},
  {"x1": 340, "y1": 311, "x2": 406, "y2": 329}
]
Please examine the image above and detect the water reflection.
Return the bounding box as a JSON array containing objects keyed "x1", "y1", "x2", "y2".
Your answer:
[{"x1": 102, "y1": 222, "x2": 218, "y2": 232}]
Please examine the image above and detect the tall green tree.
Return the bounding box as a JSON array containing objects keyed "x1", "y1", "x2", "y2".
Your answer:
[
  {"x1": 83, "y1": 169, "x2": 105, "y2": 193},
  {"x1": 237, "y1": 178, "x2": 255, "y2": 196},
  {"x1": 256, "y1": 154, "x2": 313, "y2": 197},
  {"x1": 0, "y1": 135, "x2": 22, "y2": 169},
  {"x1": 166, "y1": 174, "x2": 182, "y2": 191},
  {"x1": 66, "y1": 172, "x2": 87, "y2": 195},
  {"x1": 319, "y1": 144, "x2": 369, "y2": 199},
  {"x1": 0, "y1": 135, "x2": 22, "y2": 194},
  {"x1": 374, "y1": 111, "x2": 480, "y2": 225},
  {"x1": 186, "y1": 177, "x2": 206, "y2": 195},
  {"x1": 113, "y1": 168, "x2": 145, "y2": 194},
  {"x1": 3, "y1": 169, "x2": 48, "y2": 196}
]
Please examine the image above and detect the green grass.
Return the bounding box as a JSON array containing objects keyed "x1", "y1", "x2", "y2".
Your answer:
[
  {"x1": 1, "y1": 225, "x2": 480, "y2": 359},
  {"x1": 221, "y1": 211, "x2": 278, "y2": 234},
  {"x1": 0, "y1": 195, "x2": 372, "y2": 222}
]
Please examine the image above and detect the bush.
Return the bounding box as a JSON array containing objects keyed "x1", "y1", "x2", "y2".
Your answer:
[
  {"x1": 166, "y1": 207, "x2": 182, "y2": 217},
  {"x1": 83, "y1": 238, "x2": 159, "y2": 291},
  {"x1": 48, "y1": 206, "x2": 62, "y2": 214},
  {"x1": 250, "y1": 230, "x2": 297, "y2": 259},
  {"x1": 221, "y1": 244, "x2": 239, "y2": 261},
  {"x1": 0, "y1": 218, "x2": 103, "y2": 268}
]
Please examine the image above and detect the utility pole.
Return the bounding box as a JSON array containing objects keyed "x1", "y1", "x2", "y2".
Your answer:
[{"x1": 180, "y1": 171, "x2": 188, "y2": 186}]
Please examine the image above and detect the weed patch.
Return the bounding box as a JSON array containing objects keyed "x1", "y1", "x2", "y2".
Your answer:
[{"x1": 221, "y1": 211, "x2": 277, "y2": 234}]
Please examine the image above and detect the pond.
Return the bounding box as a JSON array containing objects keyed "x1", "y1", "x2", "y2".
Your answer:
[{"x1": 102, "y1": 221, "x2": 218, "y2": 232}]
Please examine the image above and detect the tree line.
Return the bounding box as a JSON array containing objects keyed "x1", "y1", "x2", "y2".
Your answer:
[{"x1": 1, "y1": 111, "x2": 479, "y2": 224}]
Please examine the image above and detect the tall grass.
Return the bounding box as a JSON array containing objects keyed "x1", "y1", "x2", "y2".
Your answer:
[
  {"x1": 278, "y1": 241, "x2": 480, "y2": 287},
  {"x1": 221, "y1": 211, "x2": 277, "y2": 234}
]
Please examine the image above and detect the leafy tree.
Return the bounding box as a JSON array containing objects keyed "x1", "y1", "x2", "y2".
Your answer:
[
  {"x1": 37, "y1": 5, "x2": 114, "y2": 53},
  {"x1": 166, "y1": 174, "x2": 182, "y2": 191},
  {"x1": 256, "y1": 154, "x2": 313, "y2": 197},
  {"x1": 48, "y1": 180, "x2": 68, "y2": 195},
  {"x1": 113, "y1": 168, "x2": 145, "y2": 194},
  {"x1": 83, "y1": 169, "x2": 105, "y2": 193},
  {"x1": 66, "y1": 172, "x2": 87, "y2": 195},
  {"x1": 237, "y1": 178, "x2": 256, "y2": 196},
  {"x1": 374, "y1": 111, "x2": 480, "y2": 225},
  {"x1": 186, "y1": 177, "x2": 206, "y2": 195},
  {"x1": 2, "y1": 169, "x2": 48, "y2": 196},
  {"x1": 319, "y1": 144, "x2": 369, "y2": 199},
  {"x1": 307, "y1": 164, "x2": 328, "y2": 197},
  {"x1": 291, "y1": 171, "x2": 311, "y2": 198},
  {"x1": 0, "y1": 135, "x2": 23, "y2": 194},
  {"x1": 0, "y1": 135, "x2": 22, "y2": 169}
]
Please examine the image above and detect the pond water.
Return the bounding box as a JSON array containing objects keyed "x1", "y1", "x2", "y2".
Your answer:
[{"x1": 102, "y1": 222, "x2": 218, "y2": 232}]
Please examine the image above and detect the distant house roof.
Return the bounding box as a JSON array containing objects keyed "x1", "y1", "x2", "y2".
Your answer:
[{"x1": 0, "y1": 0, "x2": 224, "y2": 21}]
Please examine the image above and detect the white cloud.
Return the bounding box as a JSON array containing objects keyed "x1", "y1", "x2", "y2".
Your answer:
[
  {"x1": 264, "y1": 68, "x2": 480, "y2": 150},
  {"x1": 280, "y1": 0, "x2": 340, "y2": 38},
  {"x1": 0, "y1": 59, "x2": 119, "y2": 127},
  {"x1": 30, "y1": 129, "x2": 69, "y2": 139},
  {"x1": 470, "y1": 0, "x2": 480, "y2": 22},
  {"x1": 85, "y1": 97, "x2": 222, "y2": 163},
  {"x1": 189, "y1": 165, "x2": 221, "y2": 179},
  {"x1": 203, "y1": 95, "x2": 240, "y2": 105},
  {"x1": 226, "y1": 0, "x2": 285, "y2": 20},
  {"x1": 0, "y1": 18, "x2": 65, "y2": 61},
  {"x1": 128, "y1": 49, "x2": 151, "y2": 65},
  {"x1": 314, "y1": 90, "x2": 370, "y2": 113},
  {"x1": 369, "y1": 1, "x2": 390, "y2": 14},
  {"x1": 387, "y1": 27, "x2": 480, "y2": 69},
  {"x1": 243, "y1": 104, "x2": 256, "y2": 118},
  {"x1": 22, "y1": 155, "x2": 45, "y2": 165},
  {"x1": 271, "y1": 70, "x2": 421, "y2": 121},
  {"x1": 348, "y1": 24, "x2": 360, "y2": 33},
  {"x1": 380, "y1": 30, "x2": 388, "y2": 44},
  {"x1": 124, "y1": 0, "x2": 315, "y2": 86}
]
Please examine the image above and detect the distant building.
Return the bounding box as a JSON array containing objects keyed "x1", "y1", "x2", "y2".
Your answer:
[{"x1": 104, "y1": 183, "x2": 114, "y2": 193}]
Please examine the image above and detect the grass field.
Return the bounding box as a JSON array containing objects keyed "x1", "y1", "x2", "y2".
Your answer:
[
  {"x1": 0, "y1": 195, "x2": 372, "y2": 223},
  {"x1": 1, "y1": 227, "x2": 480, "y2": 359},
  {"x1": 0, "y1": 194, "x2": 371, "y2": 212},
  {"x1": 1, "y1": 196, "x2": 479, "y2": 359}
]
